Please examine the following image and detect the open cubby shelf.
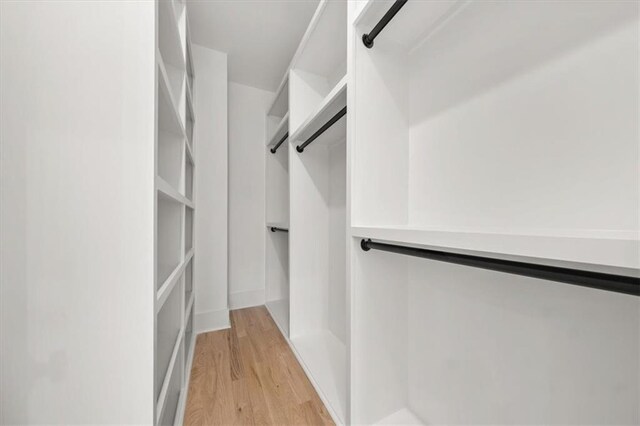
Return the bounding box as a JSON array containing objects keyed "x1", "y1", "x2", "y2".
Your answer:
[
  {"x1": 289, "y1": 0, "x2": 346, "y2": 137},
  {"x1": 157, "y1": 194, "x2": 183, "y2": 289},
  {"x1": 157, "y1": 176, "x2": 194, "y2": 208},
  {"x1": 184, "y1": 255, "x2": 194, "y2": 310},
  {"x1": 158, "y1": 0, "x2": 185, "y2": 95},
  {"x1": 184, "y1": 156, "x2": 194, "y2": 201},
  {"x1": 156, "y1": 277, "x2": 183, "y2": 403},
  {"x1": 155, "y1": 1, "x2": 195, "y2": 425},
  {"x1": 185, "y1": 206, "x2": 193, "y2": 254},
  {"x1": 185, "y1": 90, "x2": 195, "y2": 149},
  {"x1": 157, "y1": 57, "x2": 185, "y2": 139}
]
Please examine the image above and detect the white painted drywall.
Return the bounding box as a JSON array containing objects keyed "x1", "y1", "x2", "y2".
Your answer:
[
  {"x1": 228, "y1": 82, "x2": 275, "y2": 309},
  {"x1": 0, "y1": 2, "x2": 155, "y2": 423},
  {"x1": 191, "y1": 44, "x2": 230, "y2": 332}
]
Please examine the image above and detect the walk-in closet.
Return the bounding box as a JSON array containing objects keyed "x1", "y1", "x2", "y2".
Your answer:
[{"x1": 2, "y1": 0, "x2": 638, "y2": 425}]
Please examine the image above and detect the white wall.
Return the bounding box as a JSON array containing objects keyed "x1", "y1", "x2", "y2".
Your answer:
[
  {"x1": 191, "y1": 44, "x2": 230, "y2": 333},
  {"x1": 228, "y1": 82, "x2": 275, "y2": 309},
  {"x1": 0, "y1": 2, "x2": 155, "y2": 423}
]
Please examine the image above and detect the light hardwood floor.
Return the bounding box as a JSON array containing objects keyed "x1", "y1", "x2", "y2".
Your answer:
[{"x1": 184, "y1": 306, "x2": 335, "y2": 425}]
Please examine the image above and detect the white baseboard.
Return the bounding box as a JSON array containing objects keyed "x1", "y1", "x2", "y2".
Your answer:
[
  {"x1": 194, "y1": 308, "x2": 230, "y2": 333},
  {"x1": 229, "y1": 288, "x2": 265, "y2": 310}
]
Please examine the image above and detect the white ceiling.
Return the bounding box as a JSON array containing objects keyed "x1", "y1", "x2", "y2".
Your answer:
[{"x1": 187, "y1": 0, "x2": 320, "y2": 92}]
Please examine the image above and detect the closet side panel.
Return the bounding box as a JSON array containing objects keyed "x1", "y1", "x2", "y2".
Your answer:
[
  {"x1": 191, "y1": 45, "x2": 229, "y2": 332},
  {"x1": 328, "y1": 143, "x2": 347, "y2": 343},
  {"x1": 0, "y1": 2, "x2": 156, "y2": 423}
]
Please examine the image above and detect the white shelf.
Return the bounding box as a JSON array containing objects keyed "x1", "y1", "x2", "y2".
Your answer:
[
  {"x1": 291, "y1": 330, "x2": 347, "y2": 425},
  {"x1": 352, "y1": 225, "x2": 640, "y2": 271},
  {"x1": 266, "y1": 112, "x2": 289, "y2": 148},
  {"x1": 185, "y1": 139, "x2": 194, "y2": 165},
  {"x1": 290, "y1": 75, "x2": 347, "y2": 147},
  {"x1": 185, "y1": 206, "x2": 193, "y2": 253},
  {"x1": 157, "y1": 52, "x2": 186, "y2": 138},
  {"x1": 157, "y1": 176, "x2": 194, "y2": 208},
  {"x1": 174, "y1": 317, "x2": 196, "y2": 426},
  {"x1": 375, "y1": 408, "x2": 424, "y2": 425},
  {"x1": 185, "y1": 291, "x2": 195, "y2": 321},
  {"x1": 157, "y1": 249, "x2": 194, "y2": 313},
  {"x1": 185, "y1": 82, "x2": 196, "y2": 123},
  {"x1": 266, "y1": 299, "x2": 289, "y2": 336},
  {"x1": 158, "y1": 0, "x2": 185, "y2": 70},
  {"x1": 156, "y1": 326, "x2": 184, "y2": 424},
  {"x1": 186, "y1": 75, "x2": 194, "y2": 109}
]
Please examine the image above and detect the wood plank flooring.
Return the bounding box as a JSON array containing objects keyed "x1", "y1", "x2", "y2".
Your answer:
[{"x1": 184, "y1": 306, "x2": 335, "y2": 426}]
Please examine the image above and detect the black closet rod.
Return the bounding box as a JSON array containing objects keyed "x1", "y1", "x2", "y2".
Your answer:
[
  {"x1": 296, "y1": 106, "x2": 347, "y2": 153},
  {"x1": 270, "y1": 132, "x2": 288, "y2": 154},
  {"x1": 362, "y1": 0, "x2": 408, "y2": 48},
  {"x1": 270, "y1": 227, "x2": 289, "y2": 233},
  {"x1": 360, "y1": 239, "x2": 640, "y2": 297}
]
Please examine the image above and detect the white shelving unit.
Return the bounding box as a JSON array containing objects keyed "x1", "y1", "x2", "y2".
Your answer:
[
  {"x1": 350, "y1": 1, "x2": 640, "y2": 425},
  {"x1": 288, "y1": 1, "x2": 349, "y2": 424},
  {"x1": 262, "y1": 2, "x2": 350, "y2": 424},
  {"x1": 258, "y1": 1, "x2": 639, "y2": 424},
  {"x1": 155, "y1": 1, "x2": 197, "y2": 425},
  {"x1": 265, "y1": 72, "x2": 291, "y2": 337}
]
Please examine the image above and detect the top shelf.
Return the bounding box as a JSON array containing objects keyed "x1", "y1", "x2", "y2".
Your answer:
[
  {"x1": 290, "y1": 75, "x2": 347, "y2": 147},
  {"x1": 291, "y1": 0, "x2": 346, "y2": 80},
  {"x1": 352, "y1": 225, "x2": 640, "y2": 272}
]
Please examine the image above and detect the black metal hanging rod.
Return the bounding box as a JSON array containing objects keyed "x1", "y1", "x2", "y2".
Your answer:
[
  {"x1": 270, "y1": 227, "x2": 289, "y2": 233},
  {"x1": 362, "y1": 0, "x2": 408, "y2": 48},
  {"x1": 360, "y1": 239, "x2": 640, "y2": 297},
  {"x1": 270, "y1": 132, "x2": 288, "y2": 154},
  {"x1": 296, "y1": 106, "x2": 347, "y2": 153}
]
